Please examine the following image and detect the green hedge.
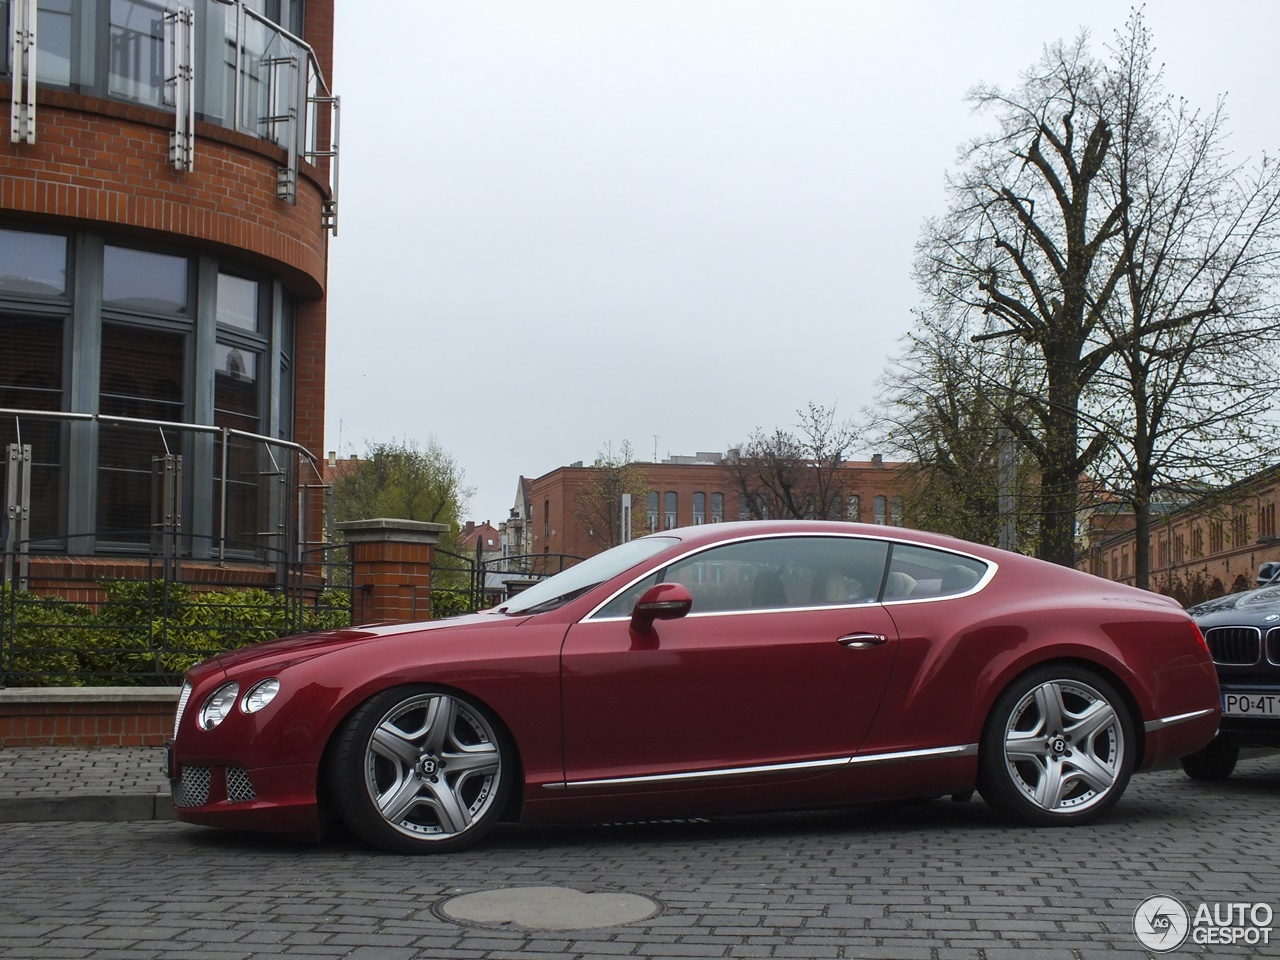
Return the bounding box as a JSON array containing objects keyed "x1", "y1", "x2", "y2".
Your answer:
[{"x1": 0, "y1": 581, "x2": 352, "y2": 686}]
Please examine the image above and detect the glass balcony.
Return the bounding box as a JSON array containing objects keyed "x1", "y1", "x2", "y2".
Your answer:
[{"x1": 3, "y1": 0, "x2": 338, "y2": 228}]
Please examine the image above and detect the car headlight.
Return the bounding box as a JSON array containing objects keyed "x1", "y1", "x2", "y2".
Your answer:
[
  {"x1": 242, "y1": 678, "x2": 280, "y2": 714},
  {"x1": 199, "y1": 682, "x2": 240, "y2": 730}
]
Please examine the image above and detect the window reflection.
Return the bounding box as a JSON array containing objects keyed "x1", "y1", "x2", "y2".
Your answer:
[
  {"x1": 103, "y1": 245, "x2": 188, "y2": 313},
  {"x1": 0, "y1": 229, "x2": 68, "y2": 296},
  {"x1": 217, "y1": 274, "x2": 259, "y2": 331},
  {"x1": 108, "y1": 0, "x2": 168, "y2": 106}
]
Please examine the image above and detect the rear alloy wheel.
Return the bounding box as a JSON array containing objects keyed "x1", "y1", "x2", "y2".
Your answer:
[
  {"x1": 978, "y1": 667, "x2": 1134, "y2": 826},
  {"x1": 329, "y1": 686, "x2": 512, "y2": 853},
  {"x1": 1180, "y1": 737, "x2": 1239, "y2": 781}
]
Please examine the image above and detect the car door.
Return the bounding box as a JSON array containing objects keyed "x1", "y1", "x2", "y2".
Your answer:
[{"x1": 559, "y1": 534, "x2": 900, "y2": 786}]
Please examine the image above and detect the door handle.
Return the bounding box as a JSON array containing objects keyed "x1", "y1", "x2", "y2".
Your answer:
[{"x1": 837, "y1": 633, "x2": 888, "y2": 649}]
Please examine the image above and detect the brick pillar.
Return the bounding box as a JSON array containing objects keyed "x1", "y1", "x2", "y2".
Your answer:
[{"x1": 337, "y1": 519, "x2": 448, "y2": 624}]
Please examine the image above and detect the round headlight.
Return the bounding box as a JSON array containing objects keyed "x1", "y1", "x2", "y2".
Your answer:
[
  {"x1": 199, "y1": 682, "x2": 240, "y2": 730},
  {"x1": 242, "y1": 678, "x2": 280, "y2": 714}
]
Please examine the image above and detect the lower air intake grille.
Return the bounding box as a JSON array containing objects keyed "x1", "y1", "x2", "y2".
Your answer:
[
  {"x1": 226, "y1": 767, "x2": 256, "y2": 803},
  {"x1": 173, "y1": 766, "x2": 211, "y2": 807}
]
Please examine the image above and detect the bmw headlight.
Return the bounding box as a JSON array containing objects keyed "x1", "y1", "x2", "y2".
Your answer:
[
  {"x1": 199, "y1": 682, "x2": 240, "y2": 730},
  {"x1": 242, "y1": 678, "x2": 280, "y2": 714}
]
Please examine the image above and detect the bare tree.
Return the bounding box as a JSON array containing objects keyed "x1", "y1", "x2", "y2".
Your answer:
[
  {"x1": 725, "y1": 404, "x2": 860, "y2": 520},
  {"x1": 1086, "y1": 12, "x2": 1280, "y2": 587},
  {"x1": 914, "y1": 11, "x2": 1280, "y2": 569},
  {"x1": 572, "y1": 441, "x2": 652, "y2": 550}
]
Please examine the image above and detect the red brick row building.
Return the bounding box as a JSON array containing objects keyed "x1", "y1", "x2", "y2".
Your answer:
[
  {"x1": 1078, "y1": 468, "x2": 1280, "y2": 600},
  {"x1": 503, "y1": 453, "x2": 914, "y2": 569}
]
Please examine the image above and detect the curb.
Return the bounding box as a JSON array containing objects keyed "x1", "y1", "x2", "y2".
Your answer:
[{"x1": 0, "y1": 793, "x2": 175, "y2": 824}]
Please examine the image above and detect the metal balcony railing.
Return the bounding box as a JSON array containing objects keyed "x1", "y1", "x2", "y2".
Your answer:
[{"x1": 1, "y1": 406, "x2": 331, "y2": 589}]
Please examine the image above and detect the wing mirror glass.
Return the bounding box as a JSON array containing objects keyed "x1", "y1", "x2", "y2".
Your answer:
[{"x1": 630, "y1": 582, "x2": 693, "y2": 632}]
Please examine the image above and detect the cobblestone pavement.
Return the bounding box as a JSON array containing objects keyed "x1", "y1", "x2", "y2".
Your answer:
[{"x1": 1, "y1": 756, "x2": 1277, "y2": 959}]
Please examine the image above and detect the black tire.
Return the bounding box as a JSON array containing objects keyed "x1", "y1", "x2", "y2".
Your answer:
[
  {"x1": 978, "y1": 665, "x2": 1135, "y2": 826},
  {"x1": 1180, "y1": 737, "x2": 1239, "y2": 781},
  {"x1": 327, "y1": 685, "x2": 513, "y2": 853}
]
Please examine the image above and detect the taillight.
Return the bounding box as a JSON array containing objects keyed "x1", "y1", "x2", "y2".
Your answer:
[{"x1": 1190, "y1": 621, "x2": 1210, "y2": 653}]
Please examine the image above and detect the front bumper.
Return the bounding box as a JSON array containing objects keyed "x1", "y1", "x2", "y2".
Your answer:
[{"x1": 168, "y1": 754, "x2": 321, "y2": 833}]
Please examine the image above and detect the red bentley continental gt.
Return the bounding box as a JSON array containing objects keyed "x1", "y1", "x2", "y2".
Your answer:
[{"x1": 168, "y1": 521, "x2": 1221, "y2": 853}]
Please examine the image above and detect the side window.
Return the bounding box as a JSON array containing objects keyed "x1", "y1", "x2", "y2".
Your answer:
[
  {"x1": 592, "y1": 536, "x2": 891, "y2": 618},
  {"x1": 883, "y1": 544, "x2": 987, "y2": 600},
  {"x1": 593, "y1": 570, "x2": 661, "y2": 619}
]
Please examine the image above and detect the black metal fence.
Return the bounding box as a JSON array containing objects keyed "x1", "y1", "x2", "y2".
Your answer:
[{"x1": 0, "y1": 538, "x2": 353, "y2": 687}]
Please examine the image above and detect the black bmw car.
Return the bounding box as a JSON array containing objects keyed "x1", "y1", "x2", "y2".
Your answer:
[{"x1": 1181, "y1": 562, "x2": 1280, "y2": 779}]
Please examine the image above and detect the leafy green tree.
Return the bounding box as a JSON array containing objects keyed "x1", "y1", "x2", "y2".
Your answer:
[{"x1": 332, "y1": 439, "x2": 473, "y2": 553}]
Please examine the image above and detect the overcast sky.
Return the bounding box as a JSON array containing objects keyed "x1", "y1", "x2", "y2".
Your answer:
[{"x1": 326, "y1": 1, "x2": 1280, "y2": 525}]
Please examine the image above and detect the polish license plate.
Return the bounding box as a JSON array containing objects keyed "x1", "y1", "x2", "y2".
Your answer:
[{"x1": 1222, "y1": 692, "x2": 1280, "y2": 717}]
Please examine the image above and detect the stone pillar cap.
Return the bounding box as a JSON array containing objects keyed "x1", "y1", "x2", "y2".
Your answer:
[{"x1": 336, "y1": 518, "x2": 449, "y2": 544}]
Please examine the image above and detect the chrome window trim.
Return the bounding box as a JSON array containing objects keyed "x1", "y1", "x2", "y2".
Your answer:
[
  {"x1": 1143, "y1": 707, "x2": 1216, "y2": 733},
  {"x1": 582, "y1": 530, "x2": 998, "y2": 622},
  {"x1": 544, "y1": 743, "x2": 978, "y2": 791}
]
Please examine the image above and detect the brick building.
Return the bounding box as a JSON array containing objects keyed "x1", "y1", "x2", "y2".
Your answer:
[
  {"x1": 1, "y1": 0, "x2": 338, "y2": 585},
  {"x1": 1078, "y1": 467, "x2": 1280, "y2": 599},
  {"x1": 518, "y1": 452, "x2": 913, "y2": 568}
]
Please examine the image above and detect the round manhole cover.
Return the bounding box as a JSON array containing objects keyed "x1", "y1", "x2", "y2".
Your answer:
[{"x1": 436, "y1": 886, "x2": 663, "y2": 930}]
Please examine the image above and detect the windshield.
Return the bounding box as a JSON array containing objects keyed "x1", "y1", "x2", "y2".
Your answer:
[{"x1": 499, "y1": 537, "x2": 679, "y2": 615}]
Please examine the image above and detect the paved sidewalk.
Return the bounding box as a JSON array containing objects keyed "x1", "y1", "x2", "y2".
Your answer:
[{"x1": 0, "y1": 746, "x2": 171, "y2": 823}]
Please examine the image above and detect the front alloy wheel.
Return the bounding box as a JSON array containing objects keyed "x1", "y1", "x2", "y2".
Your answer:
[
  {"x1": 329, "y1": 686, "x2": 512, "y2": 853},
  {"x1": 978, "y1": 667, "x2": 1134, "y2": 826}
]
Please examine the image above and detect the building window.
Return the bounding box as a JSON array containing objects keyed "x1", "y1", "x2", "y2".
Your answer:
[
  {"x1": 1261, "y1": 502, "x2": 1277, "y2": 540},
  {"x1": 847, "y1": 495, "x2": 861, "y2": 521},
  {"x1": 693, "y1": 492, "x2": 706, "y2": 525},
  {"x1": 1174, "y1": 534, "x2": 1185, "y2": 565},
  {"x1": 646, "y1": 491, "x2": 659, "y2": 533},
  {"x1": 873, "y1": 495, "x2": 887, "y2": 525},
  {"x1": 891, "y1": 496, "x2": 903, "y2": 526},
  {"x1": 0, "y1": 225, "x2": 304, "y2": 557},
  {"x1": 710, "y1": 492, "x2": 724, "y2": 523},
  {"x1": 543, "y1": 500, "x2": 549, "y2": 540},
  {"x1": 0, "y1": 227, "x2": 67, "y2": 295},
  {"x1": 1121, "y1": 548, "x2": 1130, "y2": 578},
  {"x1": 1210, "y1": 520, "x2": 1224, "y2": 554},
  {"x1": 1232, "y1": 510, "x2": 1249, "y2": 546},
  {"x1": 0, "y1": 315, "x2": 65, "y2": 542},
  {"x1": 664, "y1": 491, "x2": 678, "y2": 529},
  {"x1": 214, "y1": 273, "x2": 269, "y2": 548},
  {"x1": 97, "y1": 325, "x2": 186, "y2": 543},
  {"x1": 1192, "y1": 526, "x2": 1204, "y2": 558},
  {"x1": 103, "y1": 244, "x2": 188, "y2": 313}
]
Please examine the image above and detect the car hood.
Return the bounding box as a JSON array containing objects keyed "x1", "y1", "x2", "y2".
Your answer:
[
  {"x1": 209, "y1": 611, "x2": 526, "y2": 674},
  {"x1": 1189, "y1": 584, "x2": 1280, "y2": 621}
]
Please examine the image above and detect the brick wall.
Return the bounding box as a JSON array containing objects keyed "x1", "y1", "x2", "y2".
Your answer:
[
  {"x1": 0, "y1": 90, "x2": 330, "y2": 296},
  {"x1": 0, "y1": 689, "x2": 179, "y2": 748}
]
